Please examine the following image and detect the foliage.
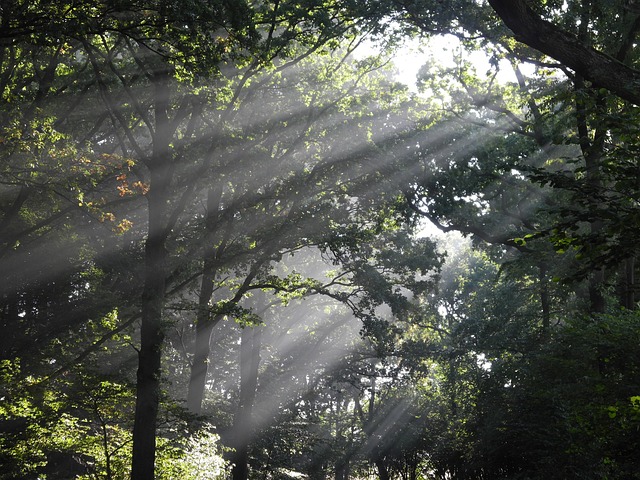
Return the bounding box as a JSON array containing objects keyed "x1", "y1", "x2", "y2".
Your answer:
[
  {"x1": 0, "y1": 359, "x2": 133, "y2": 479},
  {"x1": 157, "y1": 427, "x2": 229, "y2": 480},
  {"x1": 0, "y1": 358, "x2": 229, "y2": 479},
  {"x1": 3, "y1": 0, "x2": 640, "y2": 479}
]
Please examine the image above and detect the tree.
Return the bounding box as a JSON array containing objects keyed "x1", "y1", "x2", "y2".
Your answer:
[
  {"x1": 360, "y1": 0, "x2": 640, "y2": 105},
  {"x1": 4, "y1": 2, "x2": 430, "y2": 476},
  {"x1": 486, "y1": 0, "x2": 640, "y2": 106},
  {"x1": 182, "y1": 41, "x2": 398, "y2": 416},
  {"x1": 53, "y1": 2, "x2": 369, "y2": 476},
  {"x1": 6, "y1": 1, "x2": 640, "y2": 477},
  {"x1": 372, "y1": 1, "x2": 640, "y2": 310}
]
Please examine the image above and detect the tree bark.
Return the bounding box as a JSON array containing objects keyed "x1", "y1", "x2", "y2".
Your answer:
[
  {"x1": 334, "y1": 392, "x2": 350, "y2": 480},
  {"x1": 487, "y1": 0, "x2": 640, "y2": 105},
  {"x1": 131, "y1": 75, "x2": 172, "y2": 480}
]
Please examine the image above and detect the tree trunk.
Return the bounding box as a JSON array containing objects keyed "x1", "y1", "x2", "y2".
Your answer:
[
  {"x1": 335, "y1": 460, "x2": 350, "y2": 480},
  {"x1": 231, "y1": 325, "x2": 263, "y2": 480},
  {"x1": 186, "y1": 311, "x2": 223, "y2": 413},
  {"x1": 187, "y1": 184, "x2": 225, "y2": 413},
  {"x1": 589, "y1": 268, "x2": 606, "y2": 314},
  {"x1": 131, "y1": 188, "x2": 167, "y2": 480},
  {"x1": 374, "y1": 458, "x2": 390, "y2": 480},
  {"x1": 574, "y1": 74, "x2": 607, "y2": 315},
  {"x1": 409, "y1": 454, "x2": 418, "y2": 480},
  {"x1": 131, "y1": 75, "x2": 172, "y2": 480}
]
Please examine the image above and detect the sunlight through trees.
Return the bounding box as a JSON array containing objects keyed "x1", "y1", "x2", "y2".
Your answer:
[{"x1": 2, "y1": 1, "x2": 640, "y2": 479}]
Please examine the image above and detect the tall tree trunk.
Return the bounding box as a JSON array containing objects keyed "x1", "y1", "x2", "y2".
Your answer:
[
  {"x1": 575, "y1": 74, "x2": 607, "y2": 315},
  {"x1": 131, "y1": 75, "x2": 172, "y2": 480},
  {"x1": 367, "y1": 373, "x2": 390, "y2": 480},
  {"x1": 131, "y1": 184, "x2": 167, "y2": 479},
  {"x1": 0, "y1": 280, "x2": 19, "y2": 359},
  {"x1": 231, "y1": 325, "x2": 262, "y2": 480},
  {"x1": 186, "y1": 184, "x2": 226, "y2": 413},
  {"x1": 409, "y1": 454, "x2": 418, "y2": 480}
]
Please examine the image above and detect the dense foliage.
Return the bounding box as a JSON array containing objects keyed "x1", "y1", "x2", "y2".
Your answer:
[{"x1": 2, "y1": 1, "x2": 640, "y2": 479}]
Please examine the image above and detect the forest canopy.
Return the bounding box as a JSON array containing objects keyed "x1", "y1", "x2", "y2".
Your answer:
[{"x1": 1, "y1": 1, "x2": 640, "y2": 479}]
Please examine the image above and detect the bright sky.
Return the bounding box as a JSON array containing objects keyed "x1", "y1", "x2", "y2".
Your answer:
[{"x1": 386, "y1": 34, "x2": 533, "y2": 90}]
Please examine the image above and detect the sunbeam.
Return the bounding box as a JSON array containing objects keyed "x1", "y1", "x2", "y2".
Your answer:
[{"x1": 5, "y1": 1, "x2": 632, "y2": 479}]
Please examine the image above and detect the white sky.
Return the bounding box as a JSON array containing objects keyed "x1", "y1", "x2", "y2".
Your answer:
[{"x1": 382, "y1": 34, "x2": 533, "y2": 90}]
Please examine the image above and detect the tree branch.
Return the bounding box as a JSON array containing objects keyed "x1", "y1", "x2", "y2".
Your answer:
[{"x1": 488, "y1": 0, "x2": 640, "y2": 105}]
